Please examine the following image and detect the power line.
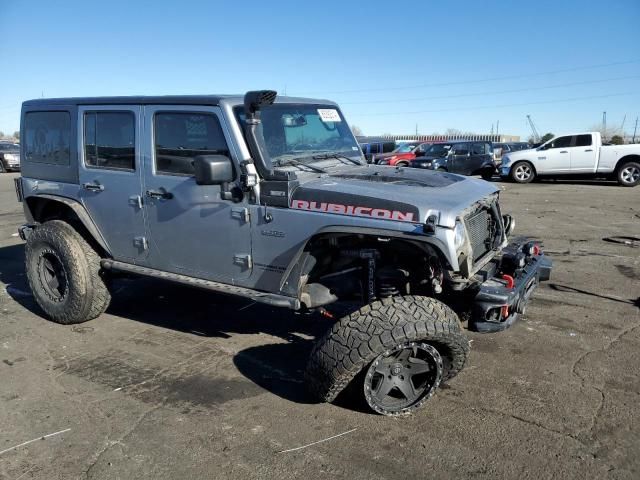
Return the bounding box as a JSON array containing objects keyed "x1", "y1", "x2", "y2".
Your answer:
[
  {"x1": 298, "y1": 59, "x2": 640, "y2": 95},
  {"x1": 348, "y1": 92, "x2": 639, "y2": 117},
  {"x1": 340, "y1": 75, "x2": 640, "y2": 105}
]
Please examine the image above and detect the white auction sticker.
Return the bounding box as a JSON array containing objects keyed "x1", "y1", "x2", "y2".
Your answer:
[{"x1": 317, "y1": 109, "x2": 341, "y2": 122}]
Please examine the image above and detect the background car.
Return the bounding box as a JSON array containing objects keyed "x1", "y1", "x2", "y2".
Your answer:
[
  {"x1": 410, "y1": 140, "x2": 496, "y2": 180},
  {"x1": 0, "y1": 142, "x2": 20, "y2": 172},
  {"x1": 493, "y1": 142, "x2": 532, "y2": 163},
  {"x1": 376, "y1": 141, "x2": 432, "y2": 166},
  {"x1": 357, "y1": 136, "x2": 397, "y2": 163}
]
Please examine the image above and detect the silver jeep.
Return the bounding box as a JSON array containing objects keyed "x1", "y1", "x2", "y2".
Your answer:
[{"x1": 15, "y1": 91, "x2": 551, "y2": 415}]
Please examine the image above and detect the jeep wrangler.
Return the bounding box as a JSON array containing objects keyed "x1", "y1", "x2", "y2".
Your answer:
[{"x1": 15, "y1": 91, "x2": 551, "y2": 415}]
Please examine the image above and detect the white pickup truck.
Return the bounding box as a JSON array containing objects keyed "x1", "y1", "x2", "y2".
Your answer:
[{"x1": 500, "y1": 132, "x2": 640, "y2": 187}]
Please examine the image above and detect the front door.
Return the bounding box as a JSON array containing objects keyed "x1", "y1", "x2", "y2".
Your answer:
[
  {"x1": 469, "y1": 142, "x2": 489, "y2": 174},
  {"x1": 78, "y1": 106, "x2": 146, "y2": 263},
  {"x1": 142, "y1": 105, "x2": 252, "y2": 282},
  {"x1": 538, "y1": 135, "x2": 572, "y2": 173}
]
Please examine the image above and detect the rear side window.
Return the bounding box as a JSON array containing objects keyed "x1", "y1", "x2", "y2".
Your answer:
[
  {"x1": 575, "y1": 134, "x2": 592, "y2": 147},
  {"x1": 154, "y1": 112, "x2": 229, "y2": 176},
  {"x1": 369, "y1": 144, "x2": 380, "y2": 154},
  {"x1": 24, "y1": 111, "x2": 71, "y2": 165},
  {"x1": 471, "y1": 143, "x2": 488, "y2": 155},
  {"x1": 84, "y1": 112, "x2": 135, "y2": 170}
]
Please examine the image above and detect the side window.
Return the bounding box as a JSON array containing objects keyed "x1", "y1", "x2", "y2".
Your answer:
[
  {"x1": 370, "y1": 144, "x2": 380, "y2": 154},
  {"x1": 471, "y1": 143, "x2": 486, "y2": 155},
  {"x1": 24, "y1": 111, "x2": 71, "y2": 165},
  {"x1": 575, "y1": 134, "x2": 592, "y2": 147},
  {"x1": 548, "y1": 136, "x2": 572, "y2": 149},
  {"x1": 453, "y1": 143, "x2": 469, "y2": 155},
  {"x1": 154, "y1": 112, "x2": 229, "y2": 176},
  {"x1": 84, "y1": 112, "x2": 135, "y2": 170}
]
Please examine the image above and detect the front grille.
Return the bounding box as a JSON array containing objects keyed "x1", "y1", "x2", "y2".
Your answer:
[{"x1": 465, "y1": 208, "x2": 494, "y2": 262}]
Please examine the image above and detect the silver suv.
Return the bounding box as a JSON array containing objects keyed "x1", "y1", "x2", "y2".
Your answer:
[{"x1": 15, "y1": 91, "x2": 551, "y2": 415}]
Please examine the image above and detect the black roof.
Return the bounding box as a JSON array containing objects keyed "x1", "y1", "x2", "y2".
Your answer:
[
  {"x1": 22, "y1": 95, "x2": 239, "y2": 107},
  {"x1": 22, "y1": 94, "x2": 333, "y2": 107}
]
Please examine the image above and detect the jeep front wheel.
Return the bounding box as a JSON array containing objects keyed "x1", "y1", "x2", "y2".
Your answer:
[
  {"x1": 305, "y1": 296, "x2": 469, "y2": 416},
  {"x1": 25, "y1": 220, "x2": 111, "y2": 324}
]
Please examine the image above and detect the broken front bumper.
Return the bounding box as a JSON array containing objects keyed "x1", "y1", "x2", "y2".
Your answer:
[{"x1": 469, "y1": 238, "x2": 552, "y2": 333}]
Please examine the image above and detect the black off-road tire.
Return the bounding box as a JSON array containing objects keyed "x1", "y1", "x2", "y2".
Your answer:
[
  {"x1": 617, "y1": 160, "x2": 640, "y2": 187},
  {"x1": 25, "y1": 220, "x2": 111, "y2": 324},
  {"x1": 305, "y1": 296, "x2": 469, "y2": 413}
]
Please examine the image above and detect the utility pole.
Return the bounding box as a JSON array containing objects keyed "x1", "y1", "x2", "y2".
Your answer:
[
  {"x1": 620, "y1": 114, "x2": 626, "y2": 135},
  {"x1": 496, "y1": 120, "x2": 500, "y2": 139},
  {"x1": 633, "y1": 117, "x2": 638, "y2": 143},
  {"x1": 415, "y1": 123, "x2": 418, "y2": 136},
  {"x1": 490, "y1": 123, "x2": 494, "y2": 135},
  {"x1": 602, "y1": 111, "x2": 607, "y2": 141}
]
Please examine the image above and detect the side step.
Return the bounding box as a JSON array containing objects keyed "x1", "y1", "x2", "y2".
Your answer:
[{"x1": 101, "y1": 259, "x2": 300, "y2": 310}]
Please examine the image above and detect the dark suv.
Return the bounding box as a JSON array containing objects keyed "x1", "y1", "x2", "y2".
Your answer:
[{"x1": 410, "y1": 141, "x2": 496, "y2": 180}]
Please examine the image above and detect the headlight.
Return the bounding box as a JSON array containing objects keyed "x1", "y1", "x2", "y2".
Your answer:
[
  {"x1": 454, "y1": 221, "x2": 466, "y2": 250},
  {"x1": 4, "y1": 154, "x2": 17, "y2": 161}
]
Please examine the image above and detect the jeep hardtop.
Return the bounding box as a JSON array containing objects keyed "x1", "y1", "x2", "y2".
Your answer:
[{"x1": 15, "y1": 90, "x2": 551, "y2": 415}]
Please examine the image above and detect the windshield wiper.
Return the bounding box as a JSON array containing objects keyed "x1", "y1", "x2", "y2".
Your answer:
[
  {"x1": 274, "y1": 157, "x2": 327, "y2": 173},
  {"x1": 312, "y1": 153, "x2": 362, "y2": 166}
]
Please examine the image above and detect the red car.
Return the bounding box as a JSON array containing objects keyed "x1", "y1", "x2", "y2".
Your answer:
[{"x1": 375, "y1": 142, "x2": 432, "y2": 167}]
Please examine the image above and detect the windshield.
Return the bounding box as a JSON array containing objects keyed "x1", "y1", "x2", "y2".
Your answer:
[
  {"x1": 425, "y1": 143, "x2": 452, "y2": 157},
  {"x1": 237, "y1": 104, "x2": 362, "y2": 166},
  {"x1": 393, "y1": 143, "x2": 418, "y2": 153},
  {"x1": 0, "y1": 144, "x2": 19, "y2": 151}
]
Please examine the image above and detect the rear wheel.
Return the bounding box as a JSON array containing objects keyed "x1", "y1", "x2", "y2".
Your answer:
[
  {"x1": 305, "y1": 296, "x2": 469, "y2": 416},
  {"x1": 0, "y1": 161, "x2": 5, "y2": 173},
  {"x1": 511, "y1": 161, "x2": 535, "y2": 183},
  {"x1": 25, "y1": 220, "x2": 111, "y2": 324},
  {"x1": 617, "y1": 160, "x2": 640, "y2": 187}
]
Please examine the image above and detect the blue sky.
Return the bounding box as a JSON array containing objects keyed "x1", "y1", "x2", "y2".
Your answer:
[{"x1": 1, "y1": 0, "x2": 639, "y2": 139}]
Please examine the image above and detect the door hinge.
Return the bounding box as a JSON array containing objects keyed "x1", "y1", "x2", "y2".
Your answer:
[
  {"x1": 129, "y1": 195, "x2": 143, "y2": 209},
  {"x1": 231, "y1": 207, "x2": 250, "y2": 223},
  {"x1": 234, "y1": 254, "x2": 252, "y2": 269},
  {"x1": 133, "y1": 236, "x2": 148, "y2": 250}
]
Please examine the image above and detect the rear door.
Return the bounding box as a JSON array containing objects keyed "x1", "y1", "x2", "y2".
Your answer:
[
  {"x1": 470, "y1": 142, "x2": 490, "y2": 173},
  {"x1": 450, "y1": 143, "x2": 472, "y2": 174},
  {"x1": 569, "y1": 134, "x2": 597, "y2": 172},
  {"x1": 141, "y1": 105, "x2": 252, "y2": 282},
  {"x1": 78, "y1": 106, "x2": 146, "y2": 263}
]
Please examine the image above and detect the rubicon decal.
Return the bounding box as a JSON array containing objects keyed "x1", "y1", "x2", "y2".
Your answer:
[{"x1": 291, "y1": 200, "x2": 415, "y2": 222}]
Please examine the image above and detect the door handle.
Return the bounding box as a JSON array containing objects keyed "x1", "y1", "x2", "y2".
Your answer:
[
  {"x1": 146, "y1": 189, "x2": 173, "y2": 200},
  {"x1": 585, "y1": 149, "x2": 593, "y2": 152},
  {"x1": 559, "y1": 151, "x2": 568, "y2": 153},
  {"x1": 83, "y1": 182, "x2": 105, "y2": 192}
]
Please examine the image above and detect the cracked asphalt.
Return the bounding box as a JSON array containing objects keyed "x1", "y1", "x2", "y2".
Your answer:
[{"x1": 0, "y1": 172, "x2": 639, "y2": 479}]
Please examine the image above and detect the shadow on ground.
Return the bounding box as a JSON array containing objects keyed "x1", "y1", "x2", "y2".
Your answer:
[{"x1": 0, "y1": 243, "x2": 333, "y2": 406}]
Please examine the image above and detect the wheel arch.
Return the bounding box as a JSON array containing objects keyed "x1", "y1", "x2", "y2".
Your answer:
[
  {"x1": 279, "y1": 225, "x2": 454, "y2": 300},
  {"x1": 24, "y1": 194, "x2": 112, "y2": 257},
  {"x1": 615, "y1": 154, "x2": 640, "y2": 172}
]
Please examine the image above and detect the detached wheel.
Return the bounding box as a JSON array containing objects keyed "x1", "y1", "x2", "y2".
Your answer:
[
  {"x1": 510, "y1": 161, "x2": 535, "y2": 183},
  {"x1": 25, "y1": 220, "x2": 111, "y2": 324},
  {"x1": 305, "y1": 296, "x2": 469, "y2": 416},
  {"x1": 617, "y1": 160, "x2": 640, "y2": 187}
]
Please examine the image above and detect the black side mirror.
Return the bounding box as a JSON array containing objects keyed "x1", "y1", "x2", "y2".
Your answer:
[{"x1": 193, "y1": 155, "x2": 234, "y2": 185}]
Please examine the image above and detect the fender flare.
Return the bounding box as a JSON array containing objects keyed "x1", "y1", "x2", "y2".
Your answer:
[{"x1": 25, "y1": 194, "x2": 112, "y2": 256}]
